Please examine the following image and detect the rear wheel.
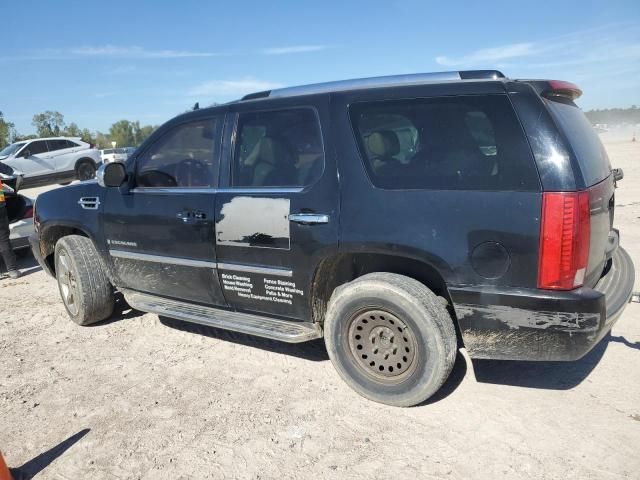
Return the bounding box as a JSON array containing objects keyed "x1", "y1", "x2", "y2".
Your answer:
[
  {"x1": 76, "y1": 160, "x2": 96, "y2": 181},
  {"x1": 55, "y1": 235, "x2": 114, "y2": 325},
  {"x1": 324, "y1": 272, "x2": 457, "y2": 407}
]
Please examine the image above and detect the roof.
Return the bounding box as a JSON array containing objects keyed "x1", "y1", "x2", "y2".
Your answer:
[
  {"x1": 239, "y1": 70, "x2": 506, "y2": 101},
  {"x1": 21, "y1": 136, "x2": 83, "y2": 142}
]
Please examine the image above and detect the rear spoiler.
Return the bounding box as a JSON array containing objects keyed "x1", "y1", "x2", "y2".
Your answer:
[{"x1": 516, "y1": 79, "x2": 583, "y2": 101}]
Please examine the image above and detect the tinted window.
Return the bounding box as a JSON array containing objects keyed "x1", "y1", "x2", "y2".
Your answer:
[
  {"x1": 232, "y1": 108, "x2": 324, "y2": 187},
  {"x1": 25, "y1": 140, "x2": 49, "y2": 156},
  {"x1": 47, "y1": 139, "x2": 72, "y2": 151},
  {"x1": 545, "y1": 99, "x2": 611, "y2": 187},
  {"x1": 136, "y1": 118, "x2": 218, "y2": 188},
  {"x1": 349, "y1": 95, "x2": 539, "y2": 191}
]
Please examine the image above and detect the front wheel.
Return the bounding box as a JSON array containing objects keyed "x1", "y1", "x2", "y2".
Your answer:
[
  {"x1": 55, "y1": 235, "x2": 114, "y2": 325},
  {"x1": 324, "y1": 272, "x2": 457, "y2": 407},
  {"x1": 76, "y1": 160, "x2": 96, "y2": 181}
]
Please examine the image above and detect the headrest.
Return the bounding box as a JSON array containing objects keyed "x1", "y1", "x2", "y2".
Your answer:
[
  {"x1": 367, "y1": 130, "x2": 400, "y2": 157},
  {"x1": 254, "y1": 136, "x2": 288, "y2": 165}
]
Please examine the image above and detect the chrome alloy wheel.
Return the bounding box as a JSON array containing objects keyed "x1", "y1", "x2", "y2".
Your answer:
[{"x1": 57, "y1": 250, "x2": 80, "y2": 316}]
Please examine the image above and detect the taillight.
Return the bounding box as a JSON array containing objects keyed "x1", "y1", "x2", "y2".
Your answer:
[
  {"x1": 538, "y1": 191, "x2": 590, "y2": 290},
  {"x1": 543, "y1": 80, "x2": 582, "y2": 100},
  {"x1": 23, "y1": 206, "x2": 34, "y2": 219}
]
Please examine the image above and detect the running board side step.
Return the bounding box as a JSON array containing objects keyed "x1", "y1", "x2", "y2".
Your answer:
[{"x1": 123, "y1": 290, "x2": 323, "y2": 343}]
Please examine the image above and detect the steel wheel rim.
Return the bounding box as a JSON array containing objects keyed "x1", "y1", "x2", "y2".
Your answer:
[
  {"x1": 347, "y1": 308, "x2": 418, "y2": 384},
  {"x1": 57, "y1": 250, "x2": 79, "y2": 315}
]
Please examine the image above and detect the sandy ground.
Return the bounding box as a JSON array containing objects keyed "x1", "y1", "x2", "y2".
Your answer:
[{"x1": 1, "y1": 132, "x2": 640, "y2": 480}]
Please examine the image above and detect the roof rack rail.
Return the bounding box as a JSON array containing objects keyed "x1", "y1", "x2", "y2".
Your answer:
[{"x1": 240, "y1": 70, "x2": 504, "y2": 101}]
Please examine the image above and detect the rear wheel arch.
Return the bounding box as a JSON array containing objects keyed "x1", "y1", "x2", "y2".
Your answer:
[
  {"x1": 74, "y1": 157, "x2": 97, "y2": 180},
  {"x1": 310, "y1": 252, "x2": 459, "y2": 335},
  {"x1": 74, "y1": 156, "x2": 97, "y2": 169}
]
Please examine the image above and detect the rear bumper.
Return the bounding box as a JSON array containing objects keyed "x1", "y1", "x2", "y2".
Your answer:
[{"x1": 451, "y1": 247, "x2": 635, "y2": 361}]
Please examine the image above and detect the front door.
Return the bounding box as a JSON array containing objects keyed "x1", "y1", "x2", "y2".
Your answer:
[
  {"x1": 215, "y1": 99, "x2": 339, "y2": 321},
  {"x1": 102, "y1": 115, "x2": 226, "y2": 306}
]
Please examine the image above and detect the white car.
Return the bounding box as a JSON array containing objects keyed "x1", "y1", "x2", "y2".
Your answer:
[
  {"x1": 100, "y1": 147, "x2": 134, "y2": 164},
  {"x1": 1, "y1": 175, "x2": 33, "y2": 254},
  {"x1": 0, "y1": 137, "x2": 102, "y2": 188}
]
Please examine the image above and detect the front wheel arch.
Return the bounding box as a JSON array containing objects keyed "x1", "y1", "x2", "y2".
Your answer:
[{"x1": 74, "y1": 158, "x2": 97, "y2": 180}]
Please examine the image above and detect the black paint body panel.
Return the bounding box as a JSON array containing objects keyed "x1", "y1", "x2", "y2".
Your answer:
[{"x1": 30, "y1": 77, "x2": 634, "y2": 362}]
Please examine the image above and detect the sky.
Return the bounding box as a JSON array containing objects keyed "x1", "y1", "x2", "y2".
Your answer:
[{"x1": 1, "y1": 0, "x2": 639, "y2": 135}]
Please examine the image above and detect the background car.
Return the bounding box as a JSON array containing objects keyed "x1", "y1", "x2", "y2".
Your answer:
[
  {"x1": 100, "y1": 147, "x2": 134, "y2": 164},
  {"x1": 1, "y1": 174, "x2": 34, "y2": 256},
  {"x1": 0, "y1": 137, "x2": 101, "y2": 188}
]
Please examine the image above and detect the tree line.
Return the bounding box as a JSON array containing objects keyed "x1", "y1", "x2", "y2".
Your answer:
[
  {"x1": 0, "y1": 110, "x2": 158, "y2": 150},
  {"x1": 584, "y1": 105, "x2": 640, "y2": 126}
]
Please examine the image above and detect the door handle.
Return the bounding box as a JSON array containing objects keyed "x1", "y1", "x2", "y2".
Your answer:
[
  {"x1": 288, "y1": 213, "x2": 329, "y2": 225},
  {"x1": 177, "y1": 210, "x2": 207, "y2": 223},
  {"x1": 176, "y1": 211, "x2": 192, "y2": 223}
]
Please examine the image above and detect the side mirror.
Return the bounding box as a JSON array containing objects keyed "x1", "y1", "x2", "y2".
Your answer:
[
  {"x1": 21, "y1": 149, "x2": 31, "y2": 158},
  {"x1": 97, "y1": 162, "x2": 127, "y2": 188}
]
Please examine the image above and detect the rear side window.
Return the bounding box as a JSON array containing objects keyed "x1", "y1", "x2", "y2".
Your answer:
[
  {"x1": 349, "y1": 95, "x2": 539, "y2": 191},
  {"x1": 545, "y1": 99, "x2": 611, "y2": 187},
  {"x1": 232, "y1": 108, "x2": 324, "y2": 188},
  {"x1": 47, "y1": 139, "x2": 72, "y2": 151}
]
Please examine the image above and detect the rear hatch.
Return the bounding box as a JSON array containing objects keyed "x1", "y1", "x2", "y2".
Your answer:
[{"x1": 540, "y1": 82, "x2": 617, "y2": 289}]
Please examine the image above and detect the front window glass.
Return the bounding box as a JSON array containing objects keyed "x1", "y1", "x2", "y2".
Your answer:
[
  {"x1": 25, "y1": 140, "x2": 49, "y2": 156},
  {"x1": 135, "y1": 118, "x2": 218, "y2": 188}
]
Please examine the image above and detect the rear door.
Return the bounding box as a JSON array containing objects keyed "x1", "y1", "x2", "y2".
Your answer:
[
  {"x1": 102, "y1": 114, "x2": 227, "y2": 306},
  {"x1": 46, "y1": 139, "x2": 75, "y2": 173},
  {"x1": 214, "y1": 96, "x2": 339, "y2": 321}
]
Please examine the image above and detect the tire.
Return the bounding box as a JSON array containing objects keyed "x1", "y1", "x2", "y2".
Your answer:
[
  {"x1": 76, "y1": 160, "x2": 96, "y2": 181},
  {"x1": 324, "y1": 272, "x2": 457, "y2": 407},
  {"x1": 54, "y1": 235, "x2": 114, "y2": 325}
]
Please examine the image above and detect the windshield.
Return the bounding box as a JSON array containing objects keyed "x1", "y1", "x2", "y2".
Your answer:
[{"x1": 0, "y1": 142, "x2": 26, "y2": 157}]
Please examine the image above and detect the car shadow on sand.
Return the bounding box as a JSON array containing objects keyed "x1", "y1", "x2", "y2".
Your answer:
[
  {"x1": 159, "y1": 316, "x2": 330, "y2": 362},
  {"x1": 101, "y1": 296, "x2": 622, "y2": 401},
  {"x1": 89, "y1": 292, "x2": 145, "y2": 326},
  {"x1": 9, "y1": 428, "x2": 90, "y2": 480},
  {"x1": 471, "y1": 333, "x2": 611, "y2": 390}
]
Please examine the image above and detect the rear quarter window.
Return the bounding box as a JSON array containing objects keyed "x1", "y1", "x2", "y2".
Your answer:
[
  {"x1": 545, "y1": 99, "x2": 611, "y2": 187},
  {"x1": 349, "y1": 95, "x2": 540, "y2": 191}
]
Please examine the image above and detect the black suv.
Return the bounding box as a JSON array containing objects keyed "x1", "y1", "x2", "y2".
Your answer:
[{"x1": 30, "y1": 70, "x2": 635, "y2": 406}]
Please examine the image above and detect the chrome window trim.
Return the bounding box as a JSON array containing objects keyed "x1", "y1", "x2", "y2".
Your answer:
[
  {"x1": 217, "y1": 187, "x2": 303, "y2": 194},
  {"x1": 217, "y1": 262, "x2": 293, "y2": 277},
  {"x1": 109, "y1": 250, "x2": 217, "y2": 268},
  {"x1": 131, "y1": 187, "x2": 304, "y2": 194},
  {"x1": 131, "y1": 187, "x2": 217, "y2": 194}
]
